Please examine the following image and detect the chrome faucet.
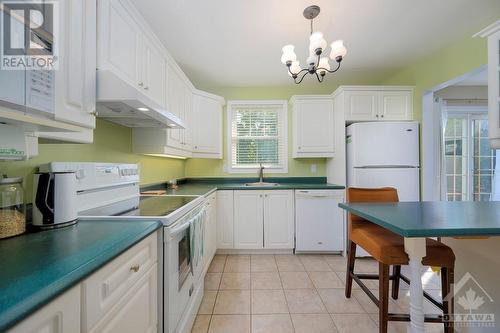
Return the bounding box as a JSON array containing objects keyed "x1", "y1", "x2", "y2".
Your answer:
[{"x1": 258, "y1": 163, "x2": 265, "y2": 183}]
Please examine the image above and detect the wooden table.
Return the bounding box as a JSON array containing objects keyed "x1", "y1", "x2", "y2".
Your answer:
[{"x1": 338, "y1": 201, "x2": 500, "y2": 333}]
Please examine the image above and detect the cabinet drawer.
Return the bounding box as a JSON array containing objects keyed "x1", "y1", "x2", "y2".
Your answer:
[{"x1": 82, "y1": 232, "x2": 158, "y2": 332}]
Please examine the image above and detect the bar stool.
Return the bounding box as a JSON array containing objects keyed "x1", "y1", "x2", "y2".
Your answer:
[{"x1": 345, "y1": 187, "x2": 455, "y2": 333}]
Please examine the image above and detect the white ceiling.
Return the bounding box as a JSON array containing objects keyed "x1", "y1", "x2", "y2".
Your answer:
[{"x1": 132, "y1": 0, "x2": 500, "y2": 88}]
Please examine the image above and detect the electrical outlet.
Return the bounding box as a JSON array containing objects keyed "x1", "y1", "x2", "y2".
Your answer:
[{"x1": 310, "y1": 164, "x2": 317, "y2": 173}]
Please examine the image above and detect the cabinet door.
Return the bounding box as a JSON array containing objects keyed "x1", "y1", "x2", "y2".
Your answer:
[
  {"x1": 203, "y1": 194, "x2": 217, "y2": 271},
  {"x1": 293, "y1": 99, "x2": 335, "y2": 157},
  {"x1": 379, "y1": 91, "x2": 412, "y2": 120},
  {"x1": 192, "y1": 95, "x2": 222, "y2": 156},
  {"x1": 216, "y1": 191, "x2": 234, "y2": 249},
  {"x1": 263, "y1": 191, "x2": 294, "y2": 249},
  {"x1": 89, "y1": 265, "x2": 157, "y2": 333},
  {"x1": 344, "y1": 90, "x2": 378, "y2": 121},
  {"x1": 54, "y1": 0, "x2": 96, "y2": 128},
  {"x1": 181, "y1": 87, "x2": 193, "y2": 150},
  {"x1": 99, "y1": 0, "x2": 142, "y2": 88},
  {"x1": 166, "y1": 65, "x2": 184, "y2": 149},
  {"x1": 142, "y1": 36, "x2": 166, "y2": 107},
  {"x1": 7, "y1": 286, "x2": 80, "y2": 333},
  {"x1": 234, "y1": 191, "x2": 264, "y2": 249}
]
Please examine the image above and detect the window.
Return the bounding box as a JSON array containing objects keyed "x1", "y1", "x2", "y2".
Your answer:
[
  {"x1": 227, "y1": 100, "x2": 288, "y2": 173},
  {"x1": 444, "y1": 107, "x2": 500, "y2": 201}
]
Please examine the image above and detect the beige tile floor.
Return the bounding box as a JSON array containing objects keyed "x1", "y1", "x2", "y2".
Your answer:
[{"x1": 193, "y1": 254, "x2": 447, "y2": 333}]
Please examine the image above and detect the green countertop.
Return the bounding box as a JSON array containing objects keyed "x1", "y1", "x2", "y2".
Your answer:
[
  {"x1": 145, "y1": 177, "x2": 345, "y2": 196},
  {"x1": 339, "y1": 201, "x2": 500, "y2": 238},
  {"x1": 0, "y1": 219, "x2": 162, "y2": 332}
]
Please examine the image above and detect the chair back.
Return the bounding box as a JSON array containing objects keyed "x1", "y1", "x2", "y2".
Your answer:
[{"x1": 346, "y1": 187, "x2": 399, "y2": 230}]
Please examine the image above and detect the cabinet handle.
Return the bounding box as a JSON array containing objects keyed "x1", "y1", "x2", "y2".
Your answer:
[
  {"x1": 144, "y1": 86, "x2": 149, "y2": 90},
  {"x1": 376, "y1": 114, "x2": 379, "y2": 118},
  {"x1": 194, "y1": 146, "x2": 198, "y2": 149},
  {"x1": 89, "y1": 111, "x2": 98, "y2": 116},
  {"x1": 380, "y1": 114, "x2": 384, "y2": 118},
  {"x1": 130, "y1": 265, "x2": 140, "y2": 273},
  {"x1": 298, "y1": 146, "x2": 302, "y2": 150},
  {"x1": 264, "y1": 194, "x2": 268, "y2": 197},
  {"x1": 138, "y1": 82, "x2": 144, "y2": 87},
  {"x1": 259, "y1": 194, "x2": 263, "y2": 198}
]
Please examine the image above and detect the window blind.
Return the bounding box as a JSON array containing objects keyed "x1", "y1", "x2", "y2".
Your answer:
[{"x1": 230, "y1": 105, "x2": 286, "y2": 169}]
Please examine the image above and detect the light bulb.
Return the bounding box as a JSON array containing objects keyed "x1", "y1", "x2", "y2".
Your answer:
[
  {"x1": 306, "y1": 53, "x2": 317, "y2": 66},
  {"x1": 318, "y1": 57, "x2": 330, "y2": 74},
  {"x1": 281, "y1": 44, "x2": 297, "y2": 64},
  {"x1": 330, "y1": 40, "x2": 347, "y2": 60},
  {"x1": 288, "y1": 60, "x2": 301, "y2": 76},
  {"x1": 309, "y1": 32, "x2": 327, "y2": 54}
]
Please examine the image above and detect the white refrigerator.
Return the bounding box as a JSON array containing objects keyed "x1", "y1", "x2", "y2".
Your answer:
[{"x1": 346, "y1": 121, "x2": 420, "y2": 256}]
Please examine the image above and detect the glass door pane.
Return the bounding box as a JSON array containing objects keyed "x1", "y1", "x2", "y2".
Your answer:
[{"x1": 444, "y1": 117, "x2": 468, "y2": 201}]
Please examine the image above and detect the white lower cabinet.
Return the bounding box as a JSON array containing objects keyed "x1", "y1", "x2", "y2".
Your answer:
[
  {"x1": 7, "y1": 232, "x2": 159, "y2": 333},
  {"x1": 216, "y1": 191, "x2": 234, "y2": 249},
  {"x1": 204, "y1": 193, "x2": 217, "y2": 271},
  {"x1": 264, "y1": 191, "x2": 294, "y2": 249},
  {"x1": 87, "y1": 265, "x2": 158, "y2": 333},
  {"x1": 7, "y1": 286, "x2": 81, "y2": 333},
  {"x1": 233, "y1": 190, "x2": 294, "y2": 250},
  {"x1": 234, "y1": 191, "x2": 264, "y2": 249}
]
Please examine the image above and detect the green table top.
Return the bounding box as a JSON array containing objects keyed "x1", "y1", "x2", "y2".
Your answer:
[{"x1": 338, "y1": 201, "x2": 500, "y2": 238}]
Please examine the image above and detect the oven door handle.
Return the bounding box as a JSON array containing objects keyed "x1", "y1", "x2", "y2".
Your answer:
[{"x1": 170, "y1": 220, "x2": 192, "y2": 236}]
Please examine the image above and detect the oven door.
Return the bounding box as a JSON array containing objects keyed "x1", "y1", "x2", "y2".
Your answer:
[{"x1": 165, "y1": 218, "x2": 194, "y2": 333}]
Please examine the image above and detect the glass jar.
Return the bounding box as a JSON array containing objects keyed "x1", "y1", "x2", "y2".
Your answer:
[{"x1": 0, "y1": 177, "x2": 26, "y2": 238}]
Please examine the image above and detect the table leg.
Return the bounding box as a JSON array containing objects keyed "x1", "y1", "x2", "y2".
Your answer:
[{"x1": 404, "y1": 237, "x2": 426, "y2": 333}]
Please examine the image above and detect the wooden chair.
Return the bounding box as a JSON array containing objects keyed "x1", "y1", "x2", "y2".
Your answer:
[{"x1": 345, "y1": 187, "x2": 455, "y2": 333}]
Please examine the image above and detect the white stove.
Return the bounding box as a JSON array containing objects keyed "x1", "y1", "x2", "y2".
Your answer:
[{"x1": 39, "y1": 162, "x2": 207, "y2": 333}]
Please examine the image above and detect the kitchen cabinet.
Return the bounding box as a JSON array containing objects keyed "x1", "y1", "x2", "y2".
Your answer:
[
  {"x1": 204, "y1": 193, "x2": 217, "y2": 272},
  {"x1": 0, "y1": 0, "x2": 97, "y2": 142},
  {"x1": 165, "y1": 65, "x2": 188, "y2": 150},
  {"x1": 295, "y1": 190, "x2": 345, "y2": 253},
  {"x1": 142, "y1": 35, "x2": 167, "y2": 107},
  {"x1": 476, "y1": 20, "x2": 500, "y2": 148},
  {"x1": 291, "y1": 95, "x2": 335, "y2": 158},
  {"x1": 336, "y1": 86, "x2": 413, "y2": 122},
  {"x1": 192, "y1": 92, "x2": 224, "y2": 158},
  {"x1": 216, "y1": 190, "x2": 234, "y2": 249},
  {"x1": 98, "y1": 0, "x2": 166, "y2": 108},
  {"x1": 263, "y1": 191, "x2": 295, "y2": 249},
  {"x1": 6, "y1": 286, "x2": 81, "y2": 333},
  {"x1": 86, "y1": 265, "x2": 158, "y2": 333},
  {"x1": 234, "y1": 191, "x2": 264, "y2": 249},
  {"x1": 233, "y1": 190, "x2": 294, "y2": 250},
  {"x1": 8, "y1": 232, "x2": 160, "y2": 333}
]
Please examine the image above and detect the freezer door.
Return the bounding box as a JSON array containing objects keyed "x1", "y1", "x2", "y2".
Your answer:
[
  {"x1": 348, "y1": 168, "x2": 420, "y2": 201},
  {"x1": 347, "y1": 122, "x2": 419, "y2": 167}
]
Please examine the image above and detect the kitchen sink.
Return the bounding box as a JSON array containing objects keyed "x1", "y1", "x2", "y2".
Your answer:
[{"x1": 244, "y1": 182, "x2": 280, "y2": 187}]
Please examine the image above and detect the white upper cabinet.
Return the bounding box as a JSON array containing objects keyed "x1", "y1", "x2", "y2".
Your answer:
[
  {"x1": 476, "y1": 21, "x2": 500, "y2": 148},
  {"x1": 142, "y1": 35, "x2": 166, "y2": 107},
  {"x1": 98, "y1": 0, "x2": 142, "y2": 91},
  {"x1": 292, "y1": 95, "x2": 335, "y2": 158},
  {"x1": 192, "y1": 93, "x2": 224, "y2": 158},
  {"x1": 337, "y1": 86, "x2": 413, "y2": 122},
  {"x1": 53, "y1": 0, "x2": 96, "y2": 129}
]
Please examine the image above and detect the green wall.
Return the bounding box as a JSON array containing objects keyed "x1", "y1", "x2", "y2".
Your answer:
[
  {"x1": 186, "y1": 73, "x2": 386, "y2": 178},
  {"x1": 0, "y1": 119, "x2": 186, "y2": 201},
  {"x1": 378, "y1": 35, "x2": 488, "y2": 120}
]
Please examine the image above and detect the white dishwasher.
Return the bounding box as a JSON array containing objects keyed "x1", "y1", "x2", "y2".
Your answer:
[{"x1": 295, "y1": 189, "x2": 345, "y2": 254}]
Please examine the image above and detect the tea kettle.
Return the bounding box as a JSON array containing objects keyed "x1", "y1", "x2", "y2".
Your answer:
[{"x1": 33, "y1": 172, "x2": 78, "y2": 228}]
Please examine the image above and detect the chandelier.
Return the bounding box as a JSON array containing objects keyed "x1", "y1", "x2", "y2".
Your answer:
[{"x1": 281, "y1": 5, "x2": 347, "y2": 84}]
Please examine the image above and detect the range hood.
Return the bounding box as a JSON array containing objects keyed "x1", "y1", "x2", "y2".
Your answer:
[{"x1": 96, "y1": 70, "x2": 184, "y2": 128}]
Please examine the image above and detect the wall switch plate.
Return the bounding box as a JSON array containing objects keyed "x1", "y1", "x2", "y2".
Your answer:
[{"x1": 310, "y1": 164, "x2": 317, "y2": 173}]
